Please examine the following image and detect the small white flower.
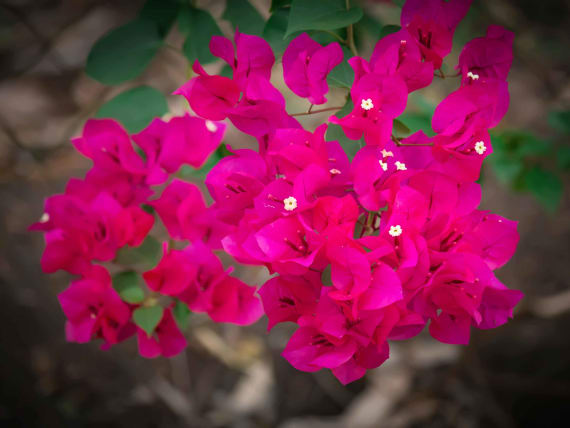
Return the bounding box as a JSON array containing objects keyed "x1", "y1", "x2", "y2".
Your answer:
[
  {"x1": 467, "y1": 71, "x2": 480, "y2": 80},
  {"x1": 379, "y1": 160, "x2": 388, "y2": 171},
  {"x1": 39, "y1": 213, "x2": 50, "y2": 223},
  {"x1": 474, "y1": 141, "x2": 487, "y2": 155},
  {"x1": 329, "y1": 168, "x2": 341, "y2": 175},
  {"x1": 381, "y1": 149, "x2": 394, "y2": 158},
  {"x1": 361, "y1": 98, "x2": 374, "y2": 111},
  {"x1": 389, "y1": 224, "x2": 402, "y2": 237},
  {"x1": 283, "y1": 196, "x2": 298, "y2": 211},
  {"x1": 395, "y1": 161, "x2": 407, "y2": 171},
  {"x1": 205, "y1": 120, "x2": 218, "y2": 132}
]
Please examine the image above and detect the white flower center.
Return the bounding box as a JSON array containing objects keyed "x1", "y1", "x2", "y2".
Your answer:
[
  {"x1": 40, "y1": 213, "x2": 50, "y2": 223},
  {"x1": 361, "y1": 98, "x2": 374, "y2": 111},
  {"x1": 467, "y1": 71, "x2": 480, "y2": 80},
  {"x1": 474, "y1": 141, "x2": 487, "y2": 155},
  {"x1": 283, "y1": 196, "x2": 298, "y2": 211},
  {"x1": 329, "y1": 168, "x2": 341, "y2": 175},
  {"x1": 395, "y1": 161, "x2": 407, "y2": 171},
  {"x1": 379, "y1": 160, "x2": 388, "y2": 171},
  {"x1": 381, "y1": 149, "x2": 393, "y2": 158},
  {"x1": 205, "y1": 120, "x2": 218, "y2": 132},
  {"x1": 389, "y1": 225, "x2": 402, "y2": 237}
]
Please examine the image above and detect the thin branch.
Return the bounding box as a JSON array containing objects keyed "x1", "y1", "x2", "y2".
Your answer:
[
  {"x1": 290, "y1": 106, "x2": 344, "y2": 117},
  {"x1": 392, "y1": 134, "x2": 433, "y2": 147},
  {"x1": 345, "y1": 0, "x2": 358, "y2": 56}
]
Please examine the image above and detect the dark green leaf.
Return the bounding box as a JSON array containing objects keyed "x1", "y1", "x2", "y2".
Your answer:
[
  {"x1": 271, "y1": 0, "x2": 291, "y2": 12},
  {"x1": 263, "y1": 7, "x2": 294, "y2": 56},
  {"x1": 133, "y1": 305, "x2": 164, "y2": 336},
  {"x1": 326, "y1": 99, "x2": 361, "y2": 160},
  {"x1": 223, "y1": 0, "x2": 265, "y2": 36},
  {"x1": 524, "y1": 166, "x2": 563, "y2": 212},
  {"x1": 173, "y1": 300, "x2": 191, "y2": 330},
  {"x1": 398, "y1": 112, "x2": 434, "y2": 136},
  {"x1": 557, "y1": 146, "x2": 570, "y2": 170},
  {"x1": 179, "y1": 6, "x2": 223, "y2": 64},
  {"x1": 285, "y1": 0, "x2": 363, "y2": 37},
  {"x1": 393, "y1": 118, "x2": 411, "y2": 138},
  {"x1": 489, "y1": 157, "x2": 524, "y2": 185},
  {"x1": 321, "y1": 265, "x2": 332, "y2": 286},
  {"x1": 86, "y1": 19, "x2": 162, "y2": 85},
  {"x1": 112, "y1": 271, "x2": 145, "y2": 304},
  {"x1": 355, "y1": 12, "x2": 383, "y2": 40},
  {"x1": 327, "y1": 47, "x2": 354, "y2": 89},
  {"x1": 116, "y1": 236, "x2": 162, "y2": 269},
  {"x1": 379, "y1": 24, "x2": 401, "y2": 39},
  {"x1": 220, "y1": 64, "x2": 233, "y2": 78},
  {"x1": 548, "y1": 110, "x2": 570, "y2": 134},
  {"x1": 139, "y1": 0, "x2": 180, "y2": 37},
  {"x1": 95, "y1": 86, "x2": 168, "y2": 133}
]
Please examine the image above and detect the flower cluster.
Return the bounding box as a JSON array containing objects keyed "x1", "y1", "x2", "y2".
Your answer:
[{"x1": 33, "y1": 0, "x2": 522, "y2": 383}]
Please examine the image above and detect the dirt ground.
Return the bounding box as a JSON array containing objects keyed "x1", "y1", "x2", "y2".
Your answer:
[{"x1": 1, "y1": 1, "x2": 569, "y2": 427}]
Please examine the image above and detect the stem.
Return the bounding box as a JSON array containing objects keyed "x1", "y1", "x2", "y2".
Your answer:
[
  {"x1": 308, "y1": 103, "x2": 314, "y2": 113},
  {"x1": 290, "y1": 106, "x2": 344, "y2": 117},
  {"x1": 345, "y1": 0, "x2": 358, "y2": 56},
  {"x1": 392, "y1": 135, "x2": 433, "y2": 147}
]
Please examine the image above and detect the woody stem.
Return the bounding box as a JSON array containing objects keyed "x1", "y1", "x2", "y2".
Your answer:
[
  {"x1": 345, "y1": 0, "x2": 358, "y2": 56},
  {"x1": 290, "y1": 106, "x2": 344, "y2": 117}
]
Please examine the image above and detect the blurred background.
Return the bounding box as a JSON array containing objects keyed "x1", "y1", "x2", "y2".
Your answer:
[{"x1": 0, "y1": 0, "x2": 569, "y2": 427}]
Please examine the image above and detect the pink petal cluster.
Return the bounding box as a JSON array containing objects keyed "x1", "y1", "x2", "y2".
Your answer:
[{"x1": 33, "y1": 0, "x2": 523, "y2": 383}]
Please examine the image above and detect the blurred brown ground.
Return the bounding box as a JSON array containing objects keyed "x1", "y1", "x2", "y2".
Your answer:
[{"x1": 0, "y1": 1, "x2": 569, "y2": 427}]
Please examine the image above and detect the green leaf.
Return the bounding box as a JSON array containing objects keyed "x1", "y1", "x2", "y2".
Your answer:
[
  {"x1": 173, "y1": 300, "x2": 191, "y2": 330},
  {"x1": 112, "y1": 271, "x2": 145, "y2": 304},
  {"x1": 327, "y1": 47, "x2": 354, "y2": 89},
  {"x1": 179, "y1": 6, "x2": 223, "y2": 64},
  {"x1": 524, "y1": 166, "x2": 563, "y2": 212},
  {"x1": 263, "y1": 7, "x2": 294, "y2": 56},
  {"x1": 116, "y1": 236, "x2": 162, "y2": 269},
  {"x1": 326, "y1": 99, "x2": 361, "y2": 160},
  {"x1": 398, "y1": 112, "x2": 434, "y2": 136},
  {"x1": 223, "y1": 0, "x2": 265, "y2": 36},
  {"x1": 220, "y1": 64, "x2": 233, "y2": 78},
  {"x1": 489, "y1": 157, "x2": 524, "y2": 185},
  {"x1": 557, "y1": 146, "x2": 570, "y2": 170},
  {"x1": 139, "y1": 0, "x2": 180, "y2": 37},
  {"x1": 378, "y1": 24, "x2": 401, "y2": 39},
  {"x1": 548, "y1": 110, "x2": 570, "y2": 134},
  {"x1": 285, "y1": 0, "x2": 363, "y2": 37},
  {"x1": 355, "y1": 12, "x2": 383, "y2": 41},
  {"x1": 86, "y1": 19, "x2": 162, "y2": 85},
  {"x1": 393, "y1": 118, "x2": 411, "y2": 138},
  {"x1": 270, "y1": 0, "x2": 291, "y2": 12},
  {"x1": 133, "y1": 305, "x2": 164, "y2": 336},
  {"x1": 95, "y1": 86, "x2": 168, "y2": 133},
  {"x1": 321, "y1": 265, "x2": 332, "y2": 286}
]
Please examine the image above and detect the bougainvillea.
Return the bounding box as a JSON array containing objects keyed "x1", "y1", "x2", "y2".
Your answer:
[{"x1": 32, "y1": 0, "x2": 523, "y2": 384}]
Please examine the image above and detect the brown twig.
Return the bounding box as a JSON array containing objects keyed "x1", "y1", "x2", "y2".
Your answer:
[{"x1": 290, "y1": 106, "x2": 344, "y2": 117}]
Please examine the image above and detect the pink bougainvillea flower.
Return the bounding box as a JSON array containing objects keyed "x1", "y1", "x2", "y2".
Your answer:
[
  {"x1": 58, "y1": 266, "x2": 131, "y2": 345},
  {"x1": 149, "y1": 179, "x2": 226, "y2": 246},
  {"x1": 31, "y1": 191, "x2": 154, "y2": 274},
  {"x1": 367, "y1": 29, "x2": 434, "y2": 92},
  {"x1": 208, "y1": 275, "x2": 263, "y2": 325},
  {"x1": 137, "y1": 307, "x2": 187, "y2": 358},
  {"x1": 401, "y1": 0, "x2": 473, "y2": 68},
  {"x1": 332, "y1": 342, "x2": 389, "y2": 385},
  {"x1": 283, "y1": 32, "x2": 343, "y2": 105},
  {"x1": 160, "y1": 114, "x2": 225, "y2": 172},
  {"x1": 175, "y1": 64, "x2": 240, "y2": 120},
  {"x1": 330, "y1": 72, "x2": 407, "y2": 147},
  {"x1": 143, "y1": 243, "x2": 197, "y2": 296},
  {"x1": 258, "y1": 274, "x2": 320, "y2": 330},
  {"x1": 432, "y1": 81, "x2": 509, "y2": 149},
  {"x1": 458, "y1": 25, "x2": 514, "y2": 85}
]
